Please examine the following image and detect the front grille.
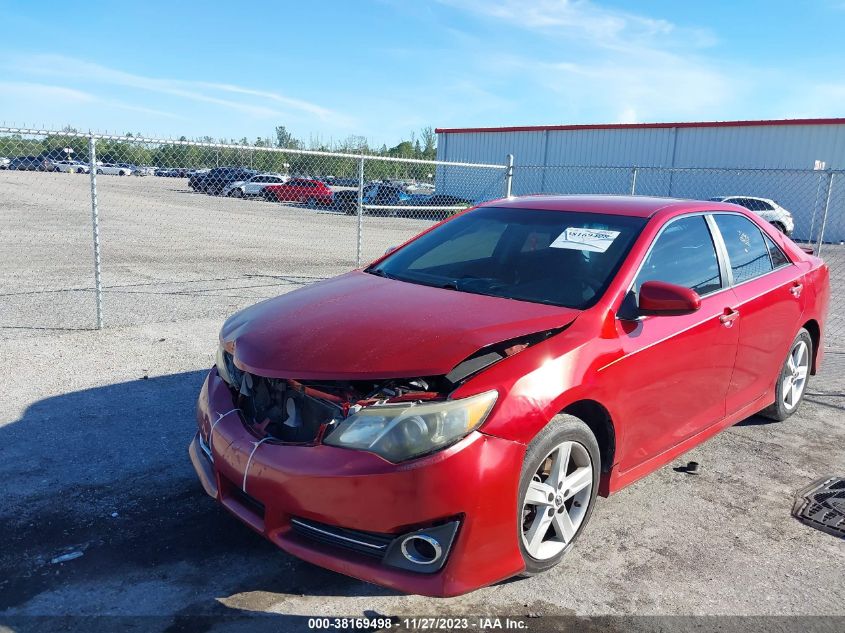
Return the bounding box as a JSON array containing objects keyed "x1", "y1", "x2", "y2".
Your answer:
[{"x1": 290, "y1": 517, "x2": 395, "y2": 559}]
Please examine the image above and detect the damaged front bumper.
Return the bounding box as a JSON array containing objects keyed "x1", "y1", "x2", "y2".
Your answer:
[{"x1": 189, "y1": 367, "x2": 527, "y2": 597}]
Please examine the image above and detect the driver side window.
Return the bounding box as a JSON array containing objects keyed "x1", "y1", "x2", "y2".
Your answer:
[{"x1": 635, "y1": 215, "x2": 722, "y2": 296}]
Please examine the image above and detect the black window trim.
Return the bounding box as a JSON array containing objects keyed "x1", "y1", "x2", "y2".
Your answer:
[{"x1": 619, "y1": 210, "x2": 796, "y2": 319}]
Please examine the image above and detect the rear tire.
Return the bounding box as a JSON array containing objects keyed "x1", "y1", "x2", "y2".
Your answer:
[
  {"x1": 760, "y1": 328, "x2": 812, "y2": 421},
  {"x1": 229, "y1": 188, "x2": 243, "y2": 198},
  {"x1": 517, "y1": 414, "x2": 600, "y2": 577},
  {"x1": 306, "y1": 196, "x2": 317, "y2": 208}
]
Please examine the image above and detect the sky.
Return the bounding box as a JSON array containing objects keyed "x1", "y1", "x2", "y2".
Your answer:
[{"x1": 1, "y1": 0, "x2": 844, "y2": 146}]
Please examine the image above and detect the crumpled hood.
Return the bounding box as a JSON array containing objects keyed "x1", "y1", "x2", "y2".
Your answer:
[{"x1": 221, "y1": 271, "x2": 580, "y2": 380}]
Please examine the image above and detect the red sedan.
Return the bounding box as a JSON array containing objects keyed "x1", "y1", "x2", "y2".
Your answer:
[
  {"x1": 189, "y1": 195, "x2": 829, "y2": 596},
  {"x1": 263, "y1": 178, "x2": 333, "y2": 206}
]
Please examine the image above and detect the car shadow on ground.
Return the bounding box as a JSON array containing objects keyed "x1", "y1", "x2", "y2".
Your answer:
[{"x1": 0, "y1": 371, "x2": 399, "y2": 627}]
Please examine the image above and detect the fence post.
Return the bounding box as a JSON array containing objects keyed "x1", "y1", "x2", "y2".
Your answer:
[
  {"x1": 504, "y1": 154, "x2": 514, "y2": 197},
  {"x1": 356, "y1": 156, "x2": 365, "y2": 267},
  {"x1": 817, "y1": 171, "x2": 834, "y2": 255},
  {"x1": 87, "y1": 134, "x2": 104, "y2": 329},
  {"x1": 630, "y1": 166, "x2": 638, "y2": 195}
]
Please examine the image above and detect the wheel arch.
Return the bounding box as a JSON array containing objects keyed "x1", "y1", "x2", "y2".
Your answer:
[
  {"x1": 801, "y1": 318, "x2": 821, "y2": 374},
  {"x1": 560, "y1": 399, "x2": 616, "y2": 481}
]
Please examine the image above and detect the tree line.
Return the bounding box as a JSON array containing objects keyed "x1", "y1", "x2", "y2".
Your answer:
[{"x1": 0, "y1": 126, "x2": 439, "y2": 181}]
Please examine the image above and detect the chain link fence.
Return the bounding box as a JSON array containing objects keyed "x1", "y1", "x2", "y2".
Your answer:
[
  {"x1": 0, "y1": 127, "x2": 507, "y2": 334},
  {"x1": 1, "y1": 127, "x2": 842, "y2": 349}
]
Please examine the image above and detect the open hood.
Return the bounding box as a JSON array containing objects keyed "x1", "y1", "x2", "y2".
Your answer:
[{"x1": 221, "y1": 271, "x2": 580, "y2": 380}]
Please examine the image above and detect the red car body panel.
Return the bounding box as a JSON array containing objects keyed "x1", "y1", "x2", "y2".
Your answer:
[
  {"x1": 191, "y1": 194, "x2": 830, "y2": 596},
  {"x1": 220, "y1": 271, "x2": 580, "y2": 380},
  {"x1": 191, "y1": 368, "x2": 527, "y2": 597},
  {"x1": 264, "y1": 179, "x2": 333, "y2": 204}
]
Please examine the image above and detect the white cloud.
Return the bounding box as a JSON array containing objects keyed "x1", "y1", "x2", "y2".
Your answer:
[
  {"x1": 437, "y1": 0, "x2": 697, "y2": 48},
  {"x1": 13, "y1": 54, "x2": 353, "y2": 126},
  {"x1": 0, "y1": 82, "x2": 94, "y2": 103},
  {"x1": 437, "y1": 0, "x2": 738, "y2": 124}
]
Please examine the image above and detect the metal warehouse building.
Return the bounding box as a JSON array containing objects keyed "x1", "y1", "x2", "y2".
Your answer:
[{"x1": 435, "y1": 118, "x2": 845, "y2": 242}]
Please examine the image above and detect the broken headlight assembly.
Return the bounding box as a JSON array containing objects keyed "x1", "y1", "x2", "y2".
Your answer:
[
  {"x1": 215, "y1": 345, "x2": 242, "y2": 390},
  {"x1": 324, "y1": 390, "x2": 497, "y2": 462}
]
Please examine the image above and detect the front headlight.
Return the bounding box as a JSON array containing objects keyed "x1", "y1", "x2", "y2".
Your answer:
[
  {"x1": 215, "y1": 344, "x2": 244, "y2": 390},
  {"x1": 324, "y1": 390, "x2": 497, "y2": 462}
]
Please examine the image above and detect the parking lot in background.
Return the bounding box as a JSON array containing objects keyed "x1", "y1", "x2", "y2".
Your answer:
[
  {"x1": 0, "y1": 169, "x2": 843, "y2": 628},
  {"x1": 0, "y1": 170, "x2": 437, "y2": 334}
]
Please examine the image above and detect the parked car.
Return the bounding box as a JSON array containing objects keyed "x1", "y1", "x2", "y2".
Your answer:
[
  {"x1": 332, "y1": 177, "x2": 360, "y2": 187},
  {"x1": 53, "y1": 160, "x2": 90, "y2": 174},
  {"x1": 0, "y1": 157, "x2": 9, "y2": 170},
  {"x1": 263, "y1": 178, "x2": 334, "y2": 206},
  {"x1": 189, "y1": 167, "x2": 257, "y2": 195},
  {"x1": 128, "y1": 164, "x2": 155, "y2": 176},
  {"x1": 95, "y1": 163, "x2": 133, "y2": 176},
  {"x1": 155, "y1": 167, "x2": 189, "y2": 177},
  {"x1": 334, "y1": 183, "x2": 411, "y2": 214},
  {"x1": 190, "y1": 195, "x2": 828, "y2": 597},
  {"x1": 222, "y1": 173, "x2": 289, "y2": 198},
  {"x1": 9, "y1": 156, "x2": 55, "y2": 171},
  {"x1": 407, "y1": 193, "x2": 474, "y2": 207},
  {"x1": 708, "y1": 196, "x2": 794, "y2": 236}
]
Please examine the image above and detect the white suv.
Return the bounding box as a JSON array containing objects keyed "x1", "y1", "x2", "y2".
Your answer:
[
  {"x1": 709, "y1": 196, "x2": 794, "y2": 236},
  {"x1": 222, "y1": 173, "x2": 288, "y2": 198}
]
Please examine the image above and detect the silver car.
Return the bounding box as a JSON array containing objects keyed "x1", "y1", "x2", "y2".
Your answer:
[
  {"x1": 95, "y1": 163, "x2": 133, "y2": 176},
  {"x1": 53, "y1": 160, "x2": 90, "y2": 174},
  {"x1": 709, "y1": 196, "x2": 795, "y2": 236},
  {"x1": 222, "y1": 173, "x2": 288, "y2": 198}
]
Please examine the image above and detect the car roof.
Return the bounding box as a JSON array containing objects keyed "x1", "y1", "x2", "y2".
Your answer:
[{"x1": 483, "y1": 194, "x2": 740, "y2": 218}]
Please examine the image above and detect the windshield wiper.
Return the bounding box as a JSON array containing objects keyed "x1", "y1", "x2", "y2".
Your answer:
[{"x1": 366, "y1": 268, "x2": 395, "y2": 280}]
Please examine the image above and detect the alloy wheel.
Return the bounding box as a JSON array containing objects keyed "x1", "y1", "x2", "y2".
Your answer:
[
  {"x1": 783, "y1": 340, "x2": 809, "y2": 411},
  {"x1": 521, "y1": 440, "x2": 593, "y2": 560}
]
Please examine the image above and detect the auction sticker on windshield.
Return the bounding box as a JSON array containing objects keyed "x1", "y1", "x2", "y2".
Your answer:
[{"x1": 550, "y1": 227, "x2": 621, "y2": 253}]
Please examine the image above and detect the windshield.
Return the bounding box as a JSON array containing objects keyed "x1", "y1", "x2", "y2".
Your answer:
[{"x1": 368, "y1": 206, "x2": 646, "y2": 309}]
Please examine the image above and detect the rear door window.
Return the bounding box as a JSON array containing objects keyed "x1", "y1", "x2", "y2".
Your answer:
[{"x1": 713, "y1": 214, "x2": 773, "y2": 283}]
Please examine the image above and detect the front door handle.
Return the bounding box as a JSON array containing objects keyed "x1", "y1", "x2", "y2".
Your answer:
[
  {"x1": 790, "y1": 282, "x2": 803, "y2": 298},
  {"x1": 719, "y1": 308, "x2": 740, "y2": 328}
]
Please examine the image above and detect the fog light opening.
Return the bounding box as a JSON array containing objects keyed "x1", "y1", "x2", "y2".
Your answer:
[{"x1": 400, "y1": 534, "x2": 442, "y2": 565}]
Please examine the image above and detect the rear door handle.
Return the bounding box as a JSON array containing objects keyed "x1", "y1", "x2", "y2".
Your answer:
[
  {"x1": 719, "y1": 308, "x2": 740, "y2": 328},
  {"x1": 790, "y1": 282, "x2": 803, "y2": 298}
]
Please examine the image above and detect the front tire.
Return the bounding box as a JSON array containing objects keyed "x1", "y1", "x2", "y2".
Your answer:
[
  {"x1": 517, "y1": 414, "x2": 599, "y2": 576},
  {"x1": 229, "y1": 188, "x2": 243, "y2": 198},
  {"x1": 306, "y1": 196, "x2": 317, "y2": 208},
  {"x1": 760, "y1": 328, "x2": 812, "y2": 421}
]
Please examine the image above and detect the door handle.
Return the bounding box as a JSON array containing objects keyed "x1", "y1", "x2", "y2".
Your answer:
[
  {"x1": 719, "y1": 308, "x2": 740, "y2": 328},
  {"x1": 790, "y1": 282, "x2": 803, "y2": 298}
]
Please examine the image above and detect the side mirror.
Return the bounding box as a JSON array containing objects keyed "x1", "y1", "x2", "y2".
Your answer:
[{"x1": 638, "y1": 280, "x2": 701, "y2": 315}]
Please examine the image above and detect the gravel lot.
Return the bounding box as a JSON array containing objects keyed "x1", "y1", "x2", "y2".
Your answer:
[
  {"x1": 1, "y1": 171, "x2": 844, "y2": 631},
  {"x1": 0, "y1": 171, "x2": 435, "y2": 334}
]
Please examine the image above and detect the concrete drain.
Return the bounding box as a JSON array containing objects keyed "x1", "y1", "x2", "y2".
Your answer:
[{"x1": 792, "y1": 477, "x2": 845, "y2": 538}]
